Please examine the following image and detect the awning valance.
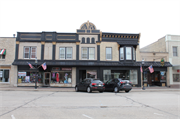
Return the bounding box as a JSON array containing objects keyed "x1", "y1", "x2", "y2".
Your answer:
[{"x1": 0, "y1": 49, "x2": 6, "y2": 55}]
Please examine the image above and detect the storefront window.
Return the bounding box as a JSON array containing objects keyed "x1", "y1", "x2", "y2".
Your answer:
[
  {"x1": 130, "y1": 70, "x2": 138, "y2": 84},
  {"x1": 160, "y1": 71, "x2": 166, "y2": 82},
  {"x1": 86, "y1": 70, "x2": 97, "y2": 78},
  {"x1": 173, "y1": 74, "x2": 180, "y2": 82},
  {"x1": 103, "y1": 70, "x2": 111, "y2": 82},
  {"x1": 0, "y1": 69, "x2": 9, "y2": 82},
  {"x1": 51, "y1": 71, "x2": 72, "y2": 84},
  {"x1": 18, "y1": 72, "x2": 43, "y2": 83}
]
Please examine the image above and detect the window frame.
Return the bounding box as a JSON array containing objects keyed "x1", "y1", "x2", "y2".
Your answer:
[
  {"x1": 126, "y1": 47, "x2": 132, "y2": 60},
  {"x1": 59, "y1": 47, "x2": 65, "y2": 59},
  {"x1": 23, "y1": 47, "x2": 36, "y2": 59},
  {"x1": 120, "y1": 47, "x2": 124, "y2": 60},
  {"x1": 89, "y1": 47, "x2": 95, "y2": 60},
  {"x1": 81, "y1": 47, "x2": 88, "y2": 59},
  {"x1": 106, "y1": 47, "x2": 112, "y2": 60},
  {"x1": 173, "y1": 46, "x2": 178, "y2": 56},
  {"x1": 59, "y1": 47, "x2": 72, "y2": 59},
  {"x1": 133, "y1": 47, "x2": 136, "y2": 60}
]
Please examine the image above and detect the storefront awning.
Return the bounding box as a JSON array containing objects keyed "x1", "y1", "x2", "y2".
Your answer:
[
  {"x1": 0, "y1": 49, "x2": 6, "y2": 55},
  {"x1": 12, "y1": 60, "x2": 172, "y2": 67}
]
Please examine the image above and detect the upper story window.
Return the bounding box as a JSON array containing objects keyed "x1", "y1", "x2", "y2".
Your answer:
[
  {"x1": 82, "y1": 37, "x2": 85, "y2": 43},
  {"x1": 24, "y1": 47, "x2": 36, "y2": 59},
  {"x1": 126, "y1": 47, "x2": 132, "y2": 60},
  {"x1": 106, "y1": 47, "x2": 112, "y2": 60},
  {"x1": 91, "y1": 38, "x2": 95, "y2": 43},
  {"x1": 59, "y1": 47, "x2": 72, "y2": 59},
  {"x1": 119, "y1": 46, "x2": 136, "y2": 61},
  {"x1": 173, "y1": 46, "x2": 178, "y2": 56},
  {"x1": 133, "y1": 47, "x2": 136, "y2": 60},
  {"x1": 81, "y1": 47, "x2": 95, "y2": 60},
  {"x1": 120, "y1": 47, "x2": 124, "y2": 60},
  {"x1": 87, "y1": 37, "x2": 90, "y2": 43}
]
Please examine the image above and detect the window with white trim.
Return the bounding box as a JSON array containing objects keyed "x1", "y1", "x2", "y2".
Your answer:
[
  {"x1": 59, "y1": 47, "x2": 72, "y2": 59},
  {"x1": 173, "y1": 47, "x2": 178, "y2": 56},
  {"x1": 81, "y1": 47, "x2": 95, "y2": 60},
  {"x1": 24, "y1": 47, "x2": 36, "y2": 59},
  {"x1": 126, "y1": 47, "x2": 132, "y2": 60},
  {"x1": 89, "y1": 48, "x2": 95, "y2": 59},
  {"x1": 106, "y1": 47, "x2": 112, "y2": 60}
]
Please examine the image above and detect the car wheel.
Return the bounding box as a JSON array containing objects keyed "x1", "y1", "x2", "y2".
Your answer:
[
  {"x1": 75, "y1": 86, "x2": 79, "y2": 92},
  {"x1": 125, "y1": 90, "x2": 130, "y2": 93},
  {"x1": 114, "y1": 87, "x2": 119, "y2": 93},
  {"x1": 87, "y1": 87, "x2": 92, "y2": 93},
  {"x1": 99, "y1": 91, "x2": 103, "y2": 93}
]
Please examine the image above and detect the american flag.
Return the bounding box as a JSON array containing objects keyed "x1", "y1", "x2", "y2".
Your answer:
[
  {"x1": 148, "y1": 65, "x2": 154, "y2": 73},
  {"x1": 42, "y1": 62, "x2": 47, "y2": 70},
  {"x1": 27, "y1": 62, "x2": 33, "y2": 69},
  {"x1": 140, "y1": 65, "x2": 143, "y2": 73}
]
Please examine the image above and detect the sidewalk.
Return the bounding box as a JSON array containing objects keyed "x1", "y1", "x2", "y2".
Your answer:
[{"x1": 0, "y1": 86, "x2": 180, "y2": 92}]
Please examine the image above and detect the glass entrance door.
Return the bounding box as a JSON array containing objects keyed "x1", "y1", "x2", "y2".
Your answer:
[{"x1": 44, "y1": 72, "x2": 50, "y2": 86}]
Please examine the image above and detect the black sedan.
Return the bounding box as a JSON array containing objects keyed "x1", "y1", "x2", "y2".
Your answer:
[
  {"x1": 75, "y1": 78, "x2": 105, "y2": 93},
  {"x1": 104, "y1": 78, "x2": 132, "y2": 93}
]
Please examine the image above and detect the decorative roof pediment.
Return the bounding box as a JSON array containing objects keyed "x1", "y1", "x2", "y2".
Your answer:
[{"x1": 80, "y1": 21, "x2": 96, "y2": 30}]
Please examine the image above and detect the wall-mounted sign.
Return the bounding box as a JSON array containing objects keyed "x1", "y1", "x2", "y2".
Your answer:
[
  {"x1": 52, "y1": 67, "x2": 60, "y2": 71},
  {"x1": 18, "y1": 72, "x2": 26, "y2": 76},
  {"x1": 161, "y1": 58, "x2": 165, "y2": 66},
  {"x1": 160, "y1": 71, "x2": 165, "y2": 76},
  {"x1": 62, "y1": 68, "x2": 72, "y2": 71}
]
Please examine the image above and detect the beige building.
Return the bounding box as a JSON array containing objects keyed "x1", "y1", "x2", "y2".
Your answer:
[
  {"x1": 140, "y1": 35, "x2": 180, "y2": 87},
  {"x1": 0, "y1": 37, "x2": 17, "y2": 87}
]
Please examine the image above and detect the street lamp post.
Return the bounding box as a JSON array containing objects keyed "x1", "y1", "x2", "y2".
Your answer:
[
  {"x1": 35, "y1": 57, "x2": 38, "y2": 89},
  {"x1": 142, "y1": 59, "x2": 145, "y2": 90}
]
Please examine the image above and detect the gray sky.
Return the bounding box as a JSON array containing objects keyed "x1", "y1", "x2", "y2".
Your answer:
[{"x1": 0, "y1": 0, "x2": 180, "y2": 48}]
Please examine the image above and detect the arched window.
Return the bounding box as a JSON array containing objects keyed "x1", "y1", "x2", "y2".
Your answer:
[
  {"x1": 87, "y1": 37, "x2": 90, "y2": 43},
  {"x1": 91, "y1": 38, "x2": 95, "y2": 43},
  {"x1": 82, "y1": 37, "x2": 85, "y2": 43}
]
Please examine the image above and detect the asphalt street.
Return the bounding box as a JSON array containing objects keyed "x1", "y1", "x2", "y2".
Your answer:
[{"x1": 0, "y1": 91, "x2": 180, "y2": 119}]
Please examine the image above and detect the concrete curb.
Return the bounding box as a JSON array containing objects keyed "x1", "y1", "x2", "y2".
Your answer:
[{"x1": 0, "y1": 88, "x2": 180, "y2": 92}]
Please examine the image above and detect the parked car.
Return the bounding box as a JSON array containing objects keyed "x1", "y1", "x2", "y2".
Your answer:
[
  {"x1": 104, "y1": 78, "x2": 132, "y2": 93},
  {"x1": 75, "y1": 78, "x2": 105, "y2": 93}
]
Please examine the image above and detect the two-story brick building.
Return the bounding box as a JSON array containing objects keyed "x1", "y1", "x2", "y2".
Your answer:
[{"x1": 11, "y1": 21, "x2": 172, "y2": 87}]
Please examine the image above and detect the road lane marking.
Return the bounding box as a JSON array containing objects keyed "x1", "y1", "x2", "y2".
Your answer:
[
  {"x1": 154, "y1": 113, "x2": 164, "y2": 116},
  {"x1": 82, "y1": 114, "x2": 94, "y2": 119},
  {"x1": 11, "y1": 115, "x2": 16, "y2": 119}
]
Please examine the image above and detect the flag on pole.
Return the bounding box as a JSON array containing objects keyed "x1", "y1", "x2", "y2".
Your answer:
[
  {"x1": 140, "y1": 65, "x2": 143, "y2": 73},
  {"x1": 148, "y1": 65, "x2": 154, "y2": 73},
  {"x1": 27, "y1": 62, "x2": 33, "y2": 69},
  {"x1": 42, "y1": 62, "x2": 47, "y2": 70}
]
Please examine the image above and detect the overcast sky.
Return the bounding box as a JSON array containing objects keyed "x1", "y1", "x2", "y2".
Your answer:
[{"x1": 0, "y1": 0, "x2": 180, "y2": 48}]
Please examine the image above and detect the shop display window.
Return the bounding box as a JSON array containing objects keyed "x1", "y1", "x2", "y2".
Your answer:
[
  {"x1": 18, "y1": 72, "x2": 43, "y2": 83},
  {"x1": 86, "y1": 70, "x2": 97, "y2": 78},
  {"x1": 51, "y1": 71, "x2": 72, "y2": 84},
  {"x1": 103, "y1": 70, "x2": 137, "y2": 84},
  {"x1": 0, "y1": 69, "x2": 9, "y2": 82},
  {"x1": 173, "y1": 74, "x2": 180, "y2": 82}
]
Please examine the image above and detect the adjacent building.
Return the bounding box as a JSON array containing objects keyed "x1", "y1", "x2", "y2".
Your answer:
[
  {"x1": 140, "y1": 35, "x2": 180, "y2": 87},
  {"x1": 0, "y1": 37, "x2": 17, "y2": 87}
]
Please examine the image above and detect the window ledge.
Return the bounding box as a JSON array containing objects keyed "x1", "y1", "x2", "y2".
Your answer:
[{"x1": 0, "y1": 82, "x2": 10, "y2": 84}]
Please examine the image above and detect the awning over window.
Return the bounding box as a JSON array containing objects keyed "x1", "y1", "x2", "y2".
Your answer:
[{"x1": 0, "y1": 49, "x2": 6, "y2": 55}]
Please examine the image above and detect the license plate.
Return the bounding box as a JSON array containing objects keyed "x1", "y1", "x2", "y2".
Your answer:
[{"x1": 99, "y1": 84, "x2": 101, "y2": 86}]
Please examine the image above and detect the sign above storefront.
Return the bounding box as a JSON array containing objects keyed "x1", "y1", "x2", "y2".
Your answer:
[
  {"x1": 52, "y1": 67, "x2": 60, "y2": 71},
  {"x1": 62, "y1": 68, "x2": 72, "y2": 71}
]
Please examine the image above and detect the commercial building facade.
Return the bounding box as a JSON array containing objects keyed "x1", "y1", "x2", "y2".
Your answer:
[{"x1": 0, "y1": 21, "x2": 171, "y2": 87}]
